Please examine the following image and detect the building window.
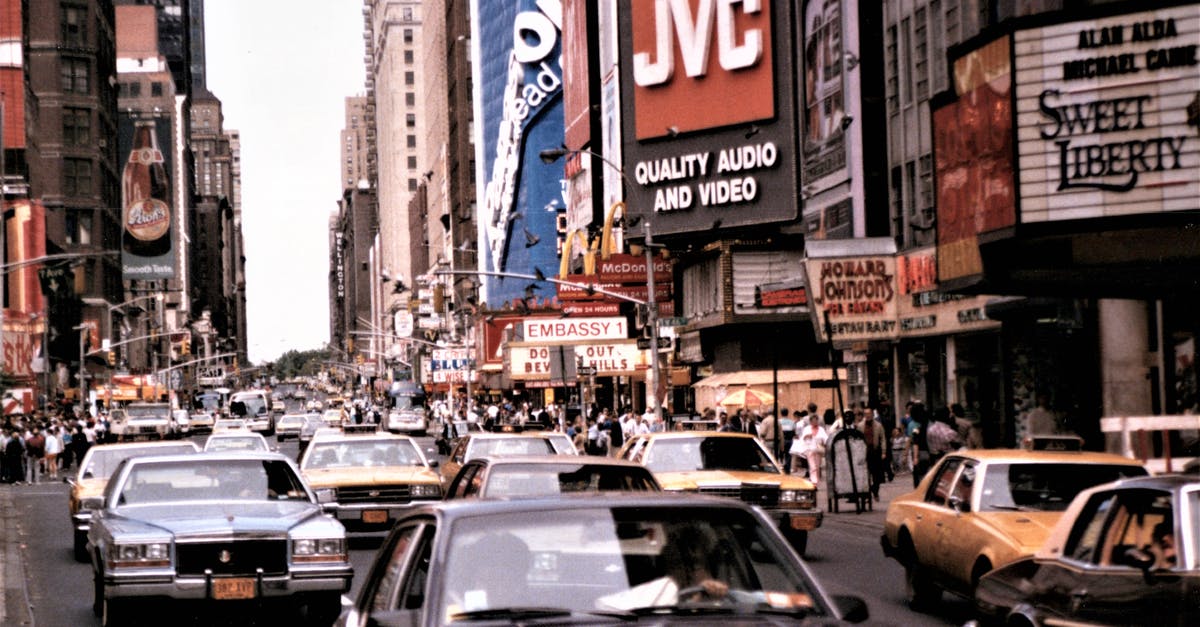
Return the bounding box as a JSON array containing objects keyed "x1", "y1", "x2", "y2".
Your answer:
[
  {"x1": 914, "y1": 8, "x2": 929, "y2": 102},
  {"x1": 890, "y1": 165, "x2": 903, "y2": 239},
  {"x1": 406, "y1": 113, "x2": 415, "y2": 128},
  {"x1": 63, "y1": 108, "x2": 91, "y2": 146},
  {"x1": 60, "y1": 57, "x2": 90, "y2": 93},
  {"x1": 405, "y1": 92, "x2": 415, "y2": 106},
  {"x1": 918, "y1": 153, "x2": 934, "y2": 212},
  {"x1": 405, "y1": 71, "x2": 414, "y2": 86},
  {"x1": 404, "y1": 50, "x2": 414, "y2": 64},
  {"x1": 886, "y1": 25, "x2": 898, "y2": 115},
  {"x1": 64, "y1": 158, "x2": 93, "y2": 196},
  {"x1": 946, "y1": 0, "x2": 961, "y2": 47},
  {"x1": 900, "y1": 17, "x2": 912, "y2": 106},
  {"x1": 407, "y1": 156, "x2": 417, "y2": 170},
  {"x1": 403, "y1": 6, "x2": 413, "y2": 20},
  {"x1": 151, "y1": 82, "x2": 164, "y2": 97},
  {"x1": 128, "y1": 81, "x2": 141, "y2": 97},
  {"x1": 930, "y1": 1, "x2": 946, "y2": 93},
  {"x1": 408, "y1": 178, "x2": 417, "y2": 191},
  {"x1": 406, "y1": 134, "x2": 416, "y2": 148},
  {"x1": 65, "y1": 210, "x2": 93, "y2": 245},
  {"x1": 61, "y1": 4, "x2": 87, "y2": 47},
  {"x1": 403, "y1": 29, "x2": 413, "y2": 44}
]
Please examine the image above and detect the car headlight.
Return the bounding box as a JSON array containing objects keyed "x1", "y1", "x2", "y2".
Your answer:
[
  {"x1": 292, "y1": 537, "x2": 347, "y2": 563},
  {"x1": 108, "y1": 542, "x2": 171, "y2": 568},
  {"x1": 411, "y1": 484, "x2": 441, "y2": 498},
  {"x1": 313, "y1": 488, "x2": 337, "y2": 503},
  {"x1": 79, "y1": 496, "x2": 105, "y2": 512}
]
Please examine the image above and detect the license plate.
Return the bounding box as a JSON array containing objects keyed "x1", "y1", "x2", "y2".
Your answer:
[
  {"x1": 790, "y1": 516, "x2": 818, "y2": 531},
  {"x1": 212, "y1": 577, "x2": 256, "y2": 600},
  {"x1": 362, "y1": 510, "x2": 388, "y2": 524}
]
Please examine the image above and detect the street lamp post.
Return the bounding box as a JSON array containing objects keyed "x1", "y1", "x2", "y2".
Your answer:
[{"x1": 539, "y1": 146, "x2": 670, "y2": 424}]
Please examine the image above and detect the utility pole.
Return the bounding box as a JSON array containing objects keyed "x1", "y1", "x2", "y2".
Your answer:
[{"x1": 644, "y1": 222, "x2": 664, "y2": 426}]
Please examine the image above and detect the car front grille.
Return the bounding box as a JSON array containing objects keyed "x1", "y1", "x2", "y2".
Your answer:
[
  {"x1": 336, "y1": 485, "x2": 412, "y2": 504},
  {"x1": 698, "y1": 484, "x2": 780, "y2": 508},
  {"x1": 176, "y1": 540, "x2": 288, "y2": 576}
]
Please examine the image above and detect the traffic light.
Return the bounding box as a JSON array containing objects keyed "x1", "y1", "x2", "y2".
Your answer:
[
  {"x1": 433, "y1": 283, "x2": 445, "y2": 313},
  {"x1": 181, "y1": 337, "x2": 191, "y2": 355},
  {"x1": 107, "y1": 350, "x2": 116, "y2": 366}
]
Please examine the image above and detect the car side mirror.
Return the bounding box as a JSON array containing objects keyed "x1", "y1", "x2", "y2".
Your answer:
[
  {"x1": 427, "y1": 460, "x2": 438, "y2": 468},
  {"x1": 833, "y1": 595, "x2": 870, "y2": 623},
  {"x1": 949, "y1": 495, "x2": 967, "y2": 513}
]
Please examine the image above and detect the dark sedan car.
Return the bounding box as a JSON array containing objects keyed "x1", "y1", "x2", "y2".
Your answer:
[
  {"x1": 973, "y1": 474, "x2": 1199, "y2": 627},
  {"x1": 444, "y1": 455, "x2": 661, "y2": 499},
  {"x1": 87, "y1": 452, "x2": 352, "y2": 626},
  {"x1": 337, "y1": 494, "x2": 869, "y2": 626}
]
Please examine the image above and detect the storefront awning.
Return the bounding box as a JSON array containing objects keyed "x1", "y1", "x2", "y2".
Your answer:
[{"x1": 692, "y1": 368, "x2": 846, "y2": 388}]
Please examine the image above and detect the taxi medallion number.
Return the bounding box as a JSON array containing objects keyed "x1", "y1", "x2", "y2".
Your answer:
[
  {"x1": 362, "y1": 510, "x2": 388, "y2": 524},
  {"x1": 212, "y1": 577, "x2": 256, "y2": 600}
]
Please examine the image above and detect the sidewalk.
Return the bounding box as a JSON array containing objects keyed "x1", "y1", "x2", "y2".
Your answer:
[{"x1": 0, "y1": 484, "x2": 33, "y2": 625}]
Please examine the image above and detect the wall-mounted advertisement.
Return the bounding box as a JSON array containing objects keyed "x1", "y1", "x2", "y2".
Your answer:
[
  {"x1": 617, "y1": 0, "x2": 798, "y2": 236},
  {"x1": 471, "y1": 0, "x2": 565, "y2": 307},
  {"x1": 934, "y1": 35, "x2": 1016, "y2": 284},
  {"x1": 1013, "y1": 6, "x2": 1199, "y2": 222},
  {"x1": 118, "y1": 113, "x2": 176, "y2": 280},
  {"x1": 803, "y1": 238, "x2": 899, "y2": 344}
]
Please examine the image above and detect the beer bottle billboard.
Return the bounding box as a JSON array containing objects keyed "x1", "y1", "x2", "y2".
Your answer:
[{"x1": 121, "y1": 119, "x2": 174, "y2": 278}]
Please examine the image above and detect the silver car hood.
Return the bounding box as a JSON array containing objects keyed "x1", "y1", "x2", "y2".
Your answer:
[{"x1": 111, "y1": 501, "x2": 330, "y2": 537}]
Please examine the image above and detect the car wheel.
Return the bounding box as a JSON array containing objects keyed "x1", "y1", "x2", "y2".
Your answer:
[
  {"x1": 784, "y1": 528, "x2": 808, "y2": 557},
  {"x1": 299, "y1": 592, "x2": 341, "y2": 626},
  {"x1": 74, "y1": 531, "x2": 88, "y2": 562},
  {"x1": 971, "y1": 558, "x2": 994, "y2": 595},
  {"x1": 92, "y1": 568, "x2": 103, "y2": 617},
  {"x1": 904, "y1": 561, "x2": 941, "y2": 610},
  {"x1": 102, "y1": 594, "x2": 132, "y2": 627}
]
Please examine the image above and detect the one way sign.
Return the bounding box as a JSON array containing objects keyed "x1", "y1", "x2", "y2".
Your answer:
[{"x1": 38, "y1": 265, "x2": 70, "y2": 296}]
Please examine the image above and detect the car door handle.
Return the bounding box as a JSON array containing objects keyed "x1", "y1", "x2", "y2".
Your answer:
[{"x1": 916, "y1": 514, "x2": 923, "y2": 521}]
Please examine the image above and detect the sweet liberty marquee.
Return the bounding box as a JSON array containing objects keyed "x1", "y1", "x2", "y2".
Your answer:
[
  {"x1": 1014, "y1": 5, "x2": 1200, "y2": 222},
  {"x1": 617, "y1": 0, "x2": 799, "y2": 236}
]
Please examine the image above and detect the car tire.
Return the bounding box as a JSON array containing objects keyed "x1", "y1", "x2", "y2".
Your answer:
[
  {"x1": 74, "y1": 531, "x2": 88, "y2": 562},
  {"x1": 904, "y1": 561, "x2": 941, "y2": 610},
  {"x1": 299, "y1": 592, "x2": 341, "y2": 626},
  {"x1": 102, "y1": 594, "x2": 132, "y2": 627},
  {"x1": 92, "y1": 568, "x2": 104, "y2": 617},
  {"x1": 784, "y1": 528, "x2": 808, "y2": 557}
]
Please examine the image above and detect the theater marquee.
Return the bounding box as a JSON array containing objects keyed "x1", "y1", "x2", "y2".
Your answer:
[{"x1": 1014, "y1": 6, "x2": 1200, "y2": 222}]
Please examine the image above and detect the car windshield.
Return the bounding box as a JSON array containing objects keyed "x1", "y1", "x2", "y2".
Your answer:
[
  {"x1": 440, "y1": 506, "x2": 825, "y2": 621},
  {"x1": 125, "y1": 406, "x2": 168, "y2": 420},
  {"x1": 485, "y1": 464, "x2": 658, "y2": 497},
  {"x1": 979, "y1": 463, "x2": 1148, "y2": 512},
  {"x1": 644, "y1": 437, "x2": 780, "y2": 474},
  {"x1": 304, "y1": 439, "x2": 424, "y2": 469},
  {"x1": 470, "y1": 437, "x2": 557, "y2": 459},
  {"x1": 81, "y1": 444, "x2": 199, "y2": 479},
  {"x1": 116, "y1": 458, "x2": 309, "y2": 504},
  {"x1": 278, "y1": 415, "x2": 306, "y2": 427},
  {"x1": 205, "y1": 436, "x2": 266, "y2": 452}
]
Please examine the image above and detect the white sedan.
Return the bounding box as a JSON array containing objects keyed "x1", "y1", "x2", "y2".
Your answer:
[{"x1": 203, "y1": 431, "x2": 270, "y2": 453}]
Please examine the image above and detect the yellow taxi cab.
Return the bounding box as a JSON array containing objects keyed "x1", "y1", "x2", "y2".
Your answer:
[
  {"x1": 67, "y1": 440, "x2": 200, "y2": 561},
  {"x1": 298, "y1": 431, "x2": 442, "y2": 533},
  {"x1": 615, "y1": 431, "x2": 821, "y2": 555},
  {"x1": 881, "y1": 448, "x2": 1148, "y2": 608}
]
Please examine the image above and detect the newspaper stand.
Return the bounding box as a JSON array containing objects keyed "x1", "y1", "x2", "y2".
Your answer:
[{"x1": 825, "y1": 428, "x2": 873, "y2": 514}]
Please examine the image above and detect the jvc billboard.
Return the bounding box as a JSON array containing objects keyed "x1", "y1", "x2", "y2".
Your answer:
[{"x1": 471, "y1": 0, "x2": 565, "y2": 307}]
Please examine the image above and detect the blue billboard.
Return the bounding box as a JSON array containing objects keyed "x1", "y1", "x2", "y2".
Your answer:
[{"x1": 471, "y1": 0, "x2": 564, "y2": 308}]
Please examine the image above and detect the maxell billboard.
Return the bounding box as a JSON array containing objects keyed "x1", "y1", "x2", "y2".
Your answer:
[
  {"x1": 617, "y1": 0, "x2": 799, "y2": 236},
  {"x1": 471, "y1": 0, "x2": 566, "y2": 307},
  {"x1": 1013, "y1": 6, "x2": 1200, "y2": 222}
]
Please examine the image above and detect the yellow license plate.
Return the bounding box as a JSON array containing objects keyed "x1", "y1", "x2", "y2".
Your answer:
[
  {"x1": 790, "y1": 516, "x2": 818, "y2": 531},
  {"x1": 212, "y1": 577, "x2": 256, "y2": 600},
  {"x1": 362, "y1": 510, "x2": 388, "y2": 524}
]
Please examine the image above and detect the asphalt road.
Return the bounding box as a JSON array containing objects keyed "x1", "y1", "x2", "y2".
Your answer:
[{"x1": 1, "y1": 427, "x2": 970, "y2": 626}]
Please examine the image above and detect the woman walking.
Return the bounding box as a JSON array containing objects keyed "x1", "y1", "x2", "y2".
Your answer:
[{"x1": 794, "y1": 413, "x2": 828, "y2": 485}]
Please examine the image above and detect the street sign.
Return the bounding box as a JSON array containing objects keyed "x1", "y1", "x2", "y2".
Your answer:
[
  {"x1": 577, "y1": 366, "x2": 597, "y2": 376},
  {"x1": 37, "y1": 266, "x2": 70, "y2": 296},
  {"x1": 636, "y1": 337, "x2": 673, "y2": 350}
]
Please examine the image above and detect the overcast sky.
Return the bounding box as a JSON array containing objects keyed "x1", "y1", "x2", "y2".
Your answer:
[{"x1": 204, "y1": 1, "x2": 364, "y2": 364}]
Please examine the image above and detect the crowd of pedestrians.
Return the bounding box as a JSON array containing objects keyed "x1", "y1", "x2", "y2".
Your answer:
[{"x1": 1, "y1": 408, "x2": 110, "y2": 485}]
